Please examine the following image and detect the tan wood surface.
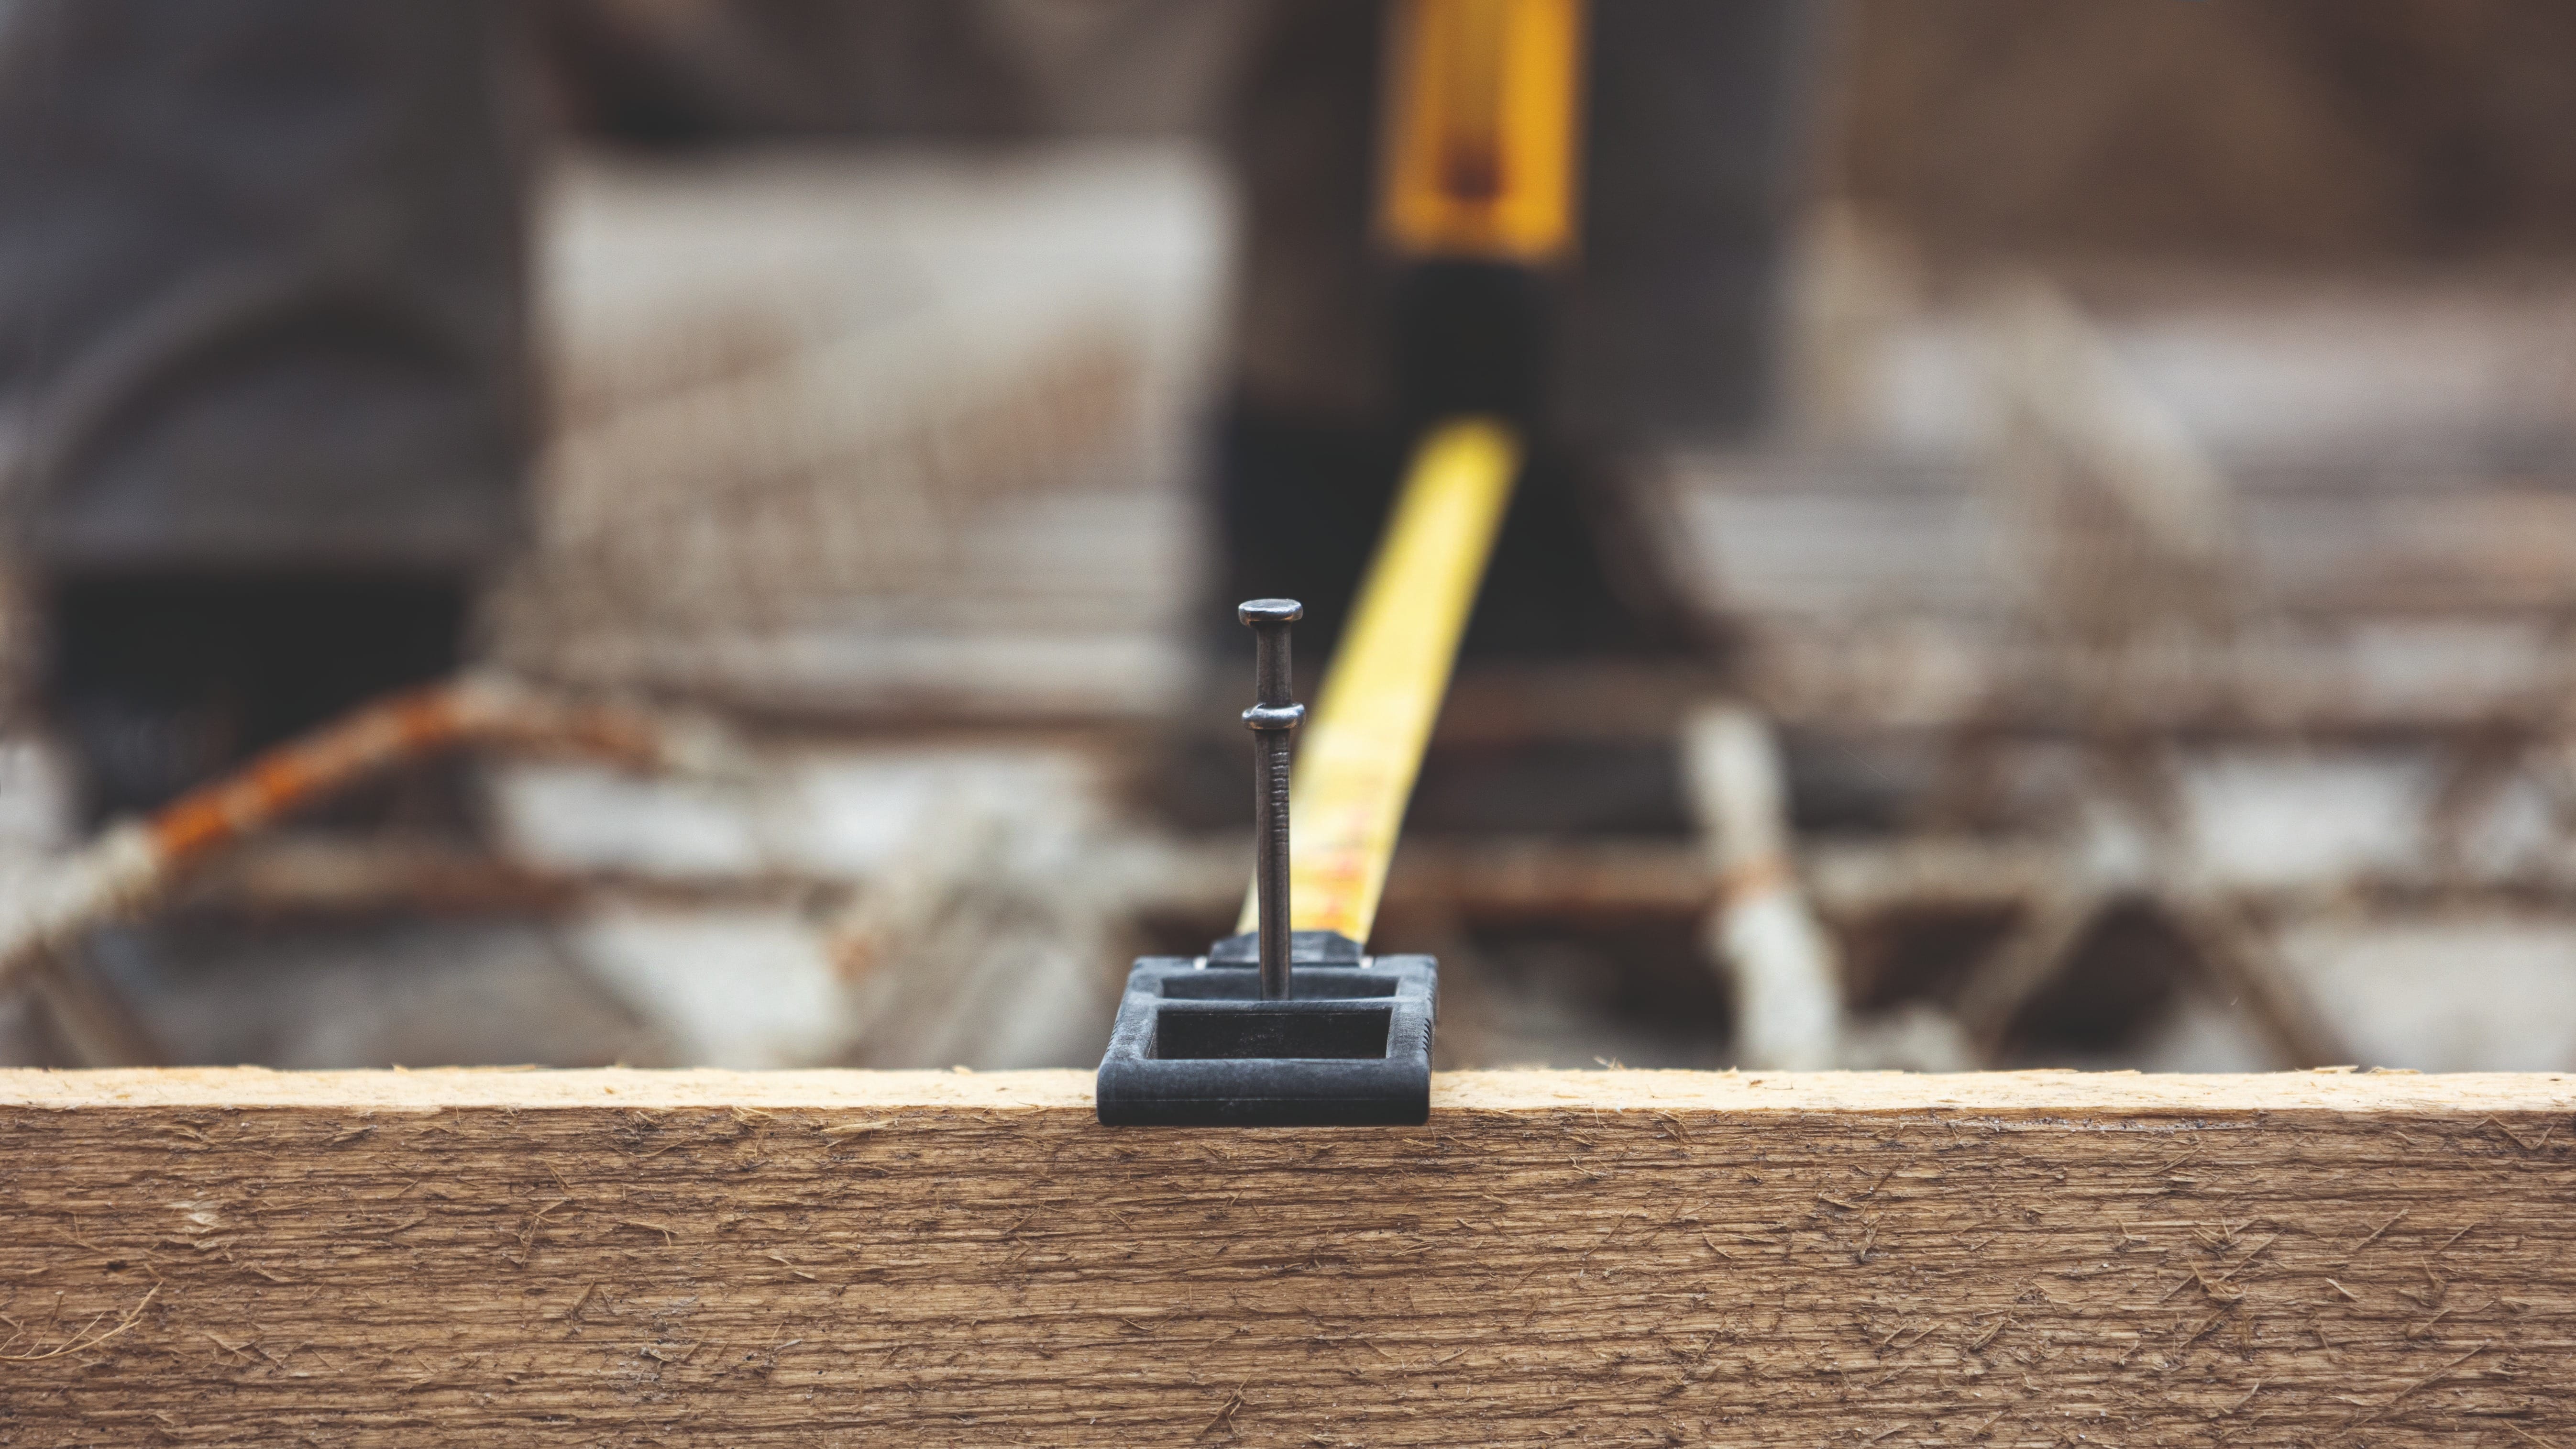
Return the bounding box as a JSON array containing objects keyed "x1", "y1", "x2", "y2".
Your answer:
[{"x1": 3, "y1": 1068, "x2": 2572, "y2": 1445}]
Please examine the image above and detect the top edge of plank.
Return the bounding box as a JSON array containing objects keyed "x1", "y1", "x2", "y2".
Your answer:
[{"x1": 1, "y1": 1067, "x2": 2570, "y2": 1115}]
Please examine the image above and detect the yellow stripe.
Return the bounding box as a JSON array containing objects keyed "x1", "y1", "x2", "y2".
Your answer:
[{"x1": 1238, "y1": 418, "x2": 1521, "y2": 944}]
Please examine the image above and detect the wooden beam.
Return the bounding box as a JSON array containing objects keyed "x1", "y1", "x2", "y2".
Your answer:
[{"x1": 4, "y1": 1068, "x2": 2572, "y2": 1444}]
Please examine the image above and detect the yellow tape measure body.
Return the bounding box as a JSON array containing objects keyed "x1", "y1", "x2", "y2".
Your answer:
[
  {"x1": 1380, "y1": 0, "x2": 1588, "y2": 265},
  {"x1": 1238, "y1": 418, "x2": 1521, "y2": 945}
]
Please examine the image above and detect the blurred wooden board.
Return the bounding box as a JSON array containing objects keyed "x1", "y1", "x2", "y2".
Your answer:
[
  {"x1": 496, "y1": 148, "x2": 1225, "y2": 723},
  {"x1": 1712, "y1": 272, "x2": 2576, "y2": 732},
  {"x1": 4, "y1": 1068, "x2": 2572, "y2": 1444},
  {"x1": 1676, "y1": 456, "x2": 2576, "y2": 731}
]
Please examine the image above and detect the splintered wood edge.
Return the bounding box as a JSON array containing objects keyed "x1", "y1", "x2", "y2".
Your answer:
[{"x1": 2, "y1": 1067, "x2": 2571, "y2": 1115}]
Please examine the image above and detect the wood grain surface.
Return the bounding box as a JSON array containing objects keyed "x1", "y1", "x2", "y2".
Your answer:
[{"x1": 3, "y1": 1068, "x2": 2572, "y2": 1446}]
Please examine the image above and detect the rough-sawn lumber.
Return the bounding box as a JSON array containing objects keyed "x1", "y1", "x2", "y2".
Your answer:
[{"x1": 3, "y1": 1068, "x2": 2572, "y2": 1446}]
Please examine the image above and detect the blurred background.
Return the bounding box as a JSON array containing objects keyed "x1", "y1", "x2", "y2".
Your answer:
[{"x1": 6, "y1": 0, "x2": 2576, "y2": 1073}]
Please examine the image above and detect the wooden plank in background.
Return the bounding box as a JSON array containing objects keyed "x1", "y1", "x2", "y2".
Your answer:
[{"x1": 3, "y1": 1068, "x2": 2572, "y2": 1445}]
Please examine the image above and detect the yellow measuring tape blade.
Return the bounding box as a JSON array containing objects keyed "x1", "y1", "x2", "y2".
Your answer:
[{"x1": 1237, "y1": 417, "x2": 1521, "y2": 945}]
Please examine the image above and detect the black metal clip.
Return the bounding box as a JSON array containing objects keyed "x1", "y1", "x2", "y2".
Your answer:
[{"x1": 1096, "y1": 600, "x2": 1436, "y2": 1127}]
